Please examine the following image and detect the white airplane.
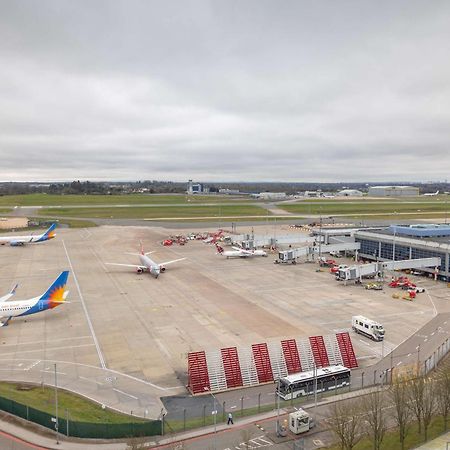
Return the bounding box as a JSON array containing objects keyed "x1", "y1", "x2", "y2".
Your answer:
[
  {"x1": 0, "y1": 271, "x2": 69, "y2": 327},
  {"x1": 423, "y1": 191, "x2": 439, "y2": 196},
  {"x1": 106, "y1": 243, "x2": 186, "y2": 278},
  {"x1": 0, "y1": 223, "x2": 57, "y2": 246},
  {"x1": 215, "y1": 244, "x2": 267, "y2": 259}
]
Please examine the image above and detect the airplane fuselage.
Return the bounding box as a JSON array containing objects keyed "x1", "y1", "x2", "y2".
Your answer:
[{"x1": 138, "y1": 254, "x2": 162, "y2": 277}]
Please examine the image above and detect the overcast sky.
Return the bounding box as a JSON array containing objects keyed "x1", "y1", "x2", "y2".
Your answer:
[{"x1": 1, "y1": 1, "x2": 449, "y2": 182}]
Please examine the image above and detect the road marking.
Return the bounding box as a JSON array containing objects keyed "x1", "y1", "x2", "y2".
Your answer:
[
  {"x1": 0, "y1": 343, "x2": 95, "y2": 357},
  {"x1": 0, "y1": 335, "x2": 92, "y2": 348},
  {"x1": 39, "y1": 370, "x2": 67, "y2": 375},
  {"x1": 407, "y1": 353, "x2": 412, "y2": 357},
  {"x1": 23, "y1": 360, "x2": 41, "y2": 371},
  {"x1": 426, "y1": 290, "x2": 438, "y2": 316},
  {"x1": 79, "y1": 376, "x2": 104, "y2": 386},
  {"x1": 113, "y1": 388, "x2": 138, "y2": 400},
  {"x1": 62, "y1": 239, "x2": 107, "y2": 369},
  {"x1": 396, "y1": 361, "x2": 402, "y2": 366}
]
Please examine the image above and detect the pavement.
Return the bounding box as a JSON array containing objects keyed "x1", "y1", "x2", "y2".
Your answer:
[{"x1": 415, "y1": 431, "x2": 450, "y2": 449}]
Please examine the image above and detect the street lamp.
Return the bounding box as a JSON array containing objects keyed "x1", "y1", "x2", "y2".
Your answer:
[{"x1": 204, "y1": 388, "x2": 218, "y2": 450}]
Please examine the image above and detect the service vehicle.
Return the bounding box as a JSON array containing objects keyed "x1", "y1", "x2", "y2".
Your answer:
[
  {"x1": 352, "y1": 315, "x2": 385, "y2": 341},
  {"x1": 276, "y1": 365, "x2": 350, "y2": 400},
  {"x1": 288, "y1": 408, "x2": 315, "y2": 435}
]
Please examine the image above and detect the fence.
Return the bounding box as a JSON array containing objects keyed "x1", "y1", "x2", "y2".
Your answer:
[{"x1": 0, "y1": 396, "x2": 161, "y2": 438}]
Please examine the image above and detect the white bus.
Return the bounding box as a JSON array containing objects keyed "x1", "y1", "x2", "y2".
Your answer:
[{"x1": 276, "y1": 365, "x2": 351, "y2": 400}]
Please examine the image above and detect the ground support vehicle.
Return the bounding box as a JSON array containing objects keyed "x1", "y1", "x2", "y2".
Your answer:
[
  {"x1": 289, "y1": 409, "x2": 315, "y2": 434},
  {"x1": 352, "y1": 315, "x2": 385, "y2": 341}
]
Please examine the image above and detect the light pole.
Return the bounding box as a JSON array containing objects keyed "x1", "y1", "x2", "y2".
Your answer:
[
  {"x1": 313, "y1": 362, "x2": 318, "y2": 414},
  {"x1": 54, "y1": 364, "x2": 59, "y2": 445},
  {"x1": 276, "y1": 378, "x2": 280, "y2": 436},
  {"x1": 204, "y1": 388, "x2": 218, "y2": 450}
]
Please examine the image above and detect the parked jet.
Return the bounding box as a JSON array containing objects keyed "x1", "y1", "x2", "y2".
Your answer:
[
  {"x1": 0, "y1": 223, "x2": 57, "y2": 246},
  {"x1": 215, "y1": 244, "x2": 267, "y2": 258},
  {"x1": 106, "y1": 243, "x2": 186, "y2": 278},
  {"x1": 423, "y1": 191, "x2": 439, "y2": 196},
  {"x1": 0, "y1": 271, "x2": 69, "y2": 327}
]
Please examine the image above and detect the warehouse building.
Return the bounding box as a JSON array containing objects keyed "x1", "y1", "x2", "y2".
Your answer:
[
  {"x1": 368, "y1": 185, "x2": 419, "y2": 197},
  {"x1": 354, "y1": 224, "x2": 450, "y2": 280},
  {"x1": 337, "y1": 189, "x2": 363, "y2": 197}
]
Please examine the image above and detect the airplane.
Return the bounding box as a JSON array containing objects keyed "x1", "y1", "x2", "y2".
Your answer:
[
  {"x1": 423, "y1": 191, "x2": 440, "y2": 196},
  {"x1": 106, "y1": 242, "x2": 186, "y2": 278},
  {"x1": 0, "y1": 271, "x2": 70, "y2": 327},
  {"x1": 0, "y1": 223, "x2": 57, "y2": 246},
  {"x1": 215, "y1": 243, "x2": 268, "y2": 259}
]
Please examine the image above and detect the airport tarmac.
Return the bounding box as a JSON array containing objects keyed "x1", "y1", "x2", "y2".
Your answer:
[{"x1": 0, "y1": 225, "x2": 445, "y2": 419}]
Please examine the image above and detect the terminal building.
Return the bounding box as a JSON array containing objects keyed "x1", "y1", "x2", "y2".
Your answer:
[
  {"x1": 354, "y1": 224, "x2": 450, "y2": 280},
  {"x1": 368, "y1": 185, "x2": 419, "y2": 197},
  {"x1": 187, "y1": 180, "x2": 209, "y2": 195}
]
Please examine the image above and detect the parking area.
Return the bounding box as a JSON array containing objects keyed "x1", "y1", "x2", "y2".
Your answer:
[{"x1": 0, "y1": 225, "x2": 445, "y2": 419}]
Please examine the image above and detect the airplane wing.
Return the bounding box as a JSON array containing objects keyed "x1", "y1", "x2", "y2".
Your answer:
[
  {"x1": 159, "y1": 258, "x2": 186, "y2": 266},
  {"x1": 0, "y1": 283, "x2": 18, "y2": 303},
  {"x1": 236, "y1": 248, "x2": 253, "y2": 255},
  {"x1": 105, "y1": 263, "x2": 146, "y2": 269}
]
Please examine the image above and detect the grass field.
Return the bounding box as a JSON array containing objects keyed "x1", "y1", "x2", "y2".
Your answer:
[
  {"x1": 0, "y1": 208, "x2": 12, "y2": 214},
  {"x1": 39, "y1": 204, "x2": 270, "y2": 219},
  {"x1": 279, "y1": 200, "x2": 450, "y2": 216},
  {"x1": 0, "y1": 193, "x2": 249, "y2": 206},
  {"x1": 0, "y1": 382, "x2": 146, "y2": 423}
]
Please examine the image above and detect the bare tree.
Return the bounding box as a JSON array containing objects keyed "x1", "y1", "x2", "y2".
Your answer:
[
  {"x1": 406, "y1": 374, "x2": 425, "y2": 434},
  {"x1": 328, "y1": 398, "x2": 363, "y2": 450},
  {"x1": 435, "y1": 367, "x2": 450, "y2": 431},
  {"x1": 422, "y1": 378, "x2": 436, "y2": 442},
  {"x1": 389, "y1": 375, "x2": 412, "y2": 450},
  {"x1": 363, "y1": 389, "x2": 386, "y2": 450}
]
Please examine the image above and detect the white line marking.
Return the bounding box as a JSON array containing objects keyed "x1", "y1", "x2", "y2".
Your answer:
[
  {"x1": 79, "y1": 376, "x2": 104, "y2": 386},
  {"x1": 426, "y1": 290, "x2": 438, "y2": 316},
  {"x1": 40, "y1": 370, "x2": 66, "y2": 375},
  {"x1": 0, "y1": 335, "x2": 92, "y2": 348},
  {"x1": 113, "y1": 388, "x2": 138, "y2": 400},
  {"x1": 396, "y1": 361, "x2": 402, "y2": 366},
  {"x1": 63, "y1": 239, "x2": 106, "y2": 369},
  {"x1": 0, "y1": 343, "x2": 95, "y2": 357}
]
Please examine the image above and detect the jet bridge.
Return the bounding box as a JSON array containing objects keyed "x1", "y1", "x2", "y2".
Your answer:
[
  {"x1": 276, "y1": 242, "x2": 361, "y2": 264},
  {"x1": 337, "y1": 257, "x2": 441, "y2": 282}
]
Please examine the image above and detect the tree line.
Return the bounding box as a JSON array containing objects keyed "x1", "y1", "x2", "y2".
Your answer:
[{"x1": 328, "y1": 363, "x2": 450, "y2": 449}]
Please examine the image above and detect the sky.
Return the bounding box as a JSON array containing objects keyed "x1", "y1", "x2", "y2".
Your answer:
[{"x1": 0, "y1": 0, "x2": 449, "y2": 183}]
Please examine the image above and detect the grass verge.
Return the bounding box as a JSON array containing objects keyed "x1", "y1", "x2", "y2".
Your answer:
[
  {"x1": 326, "y1": 416, "x2": 447, "y2": 449},
  {"x1": 0, "y1": 382, "x2": 146, "y2": 423},
  {"x1": 38, "y1": 205, "x2": 270, "y2": 220},
  {"x1": 279, "y1": 200, "x2": 450, "y2": 216},
  {"x1": 0, "y1": 194, "x2": 249, "y2": 207}
]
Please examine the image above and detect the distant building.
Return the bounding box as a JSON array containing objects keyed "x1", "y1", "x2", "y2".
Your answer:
[
  {"x1": 257, "y1": 192, "x2": 287, "y2": 200},
  {"x1": 304, "y1": 191, "x2": 322, "y2": 198},
  {"x1": 337, "y1": 189, "x2": 363, "y2": 197},
  {"x1": 187, "y1": 180, "x2": 209, "y2": 195},
  {"x1": 218, "y1": 188, "x2": 240, "y2": 195},
  {"x1": 368, "y1": 186, "x2": 419, "y2": 197}
]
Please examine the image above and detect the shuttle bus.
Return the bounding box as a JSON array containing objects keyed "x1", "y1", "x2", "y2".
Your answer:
[{"x1": 276, "y1": 365, "x2": 351, "y2": 400}]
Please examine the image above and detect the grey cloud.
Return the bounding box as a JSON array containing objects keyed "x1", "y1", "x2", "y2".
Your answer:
[{"x1": 0, "y1": 0, "x2": 449, "y2": 182}]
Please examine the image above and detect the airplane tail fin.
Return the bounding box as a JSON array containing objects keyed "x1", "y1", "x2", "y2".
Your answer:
[
  {"x1": 139, "y1": 240, "x2": 145, "y2": 255},
  {"x1": 36, "y1": 223, "x2": 57, "y2": 242},
  {"x1": 40, "y1": 271, "x2": 69, "y2": 302}
]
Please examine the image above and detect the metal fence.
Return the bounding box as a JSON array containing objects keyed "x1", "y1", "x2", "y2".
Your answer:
[{"x1": 0, "y1": 396, "x2": 161, "y2": 438}]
